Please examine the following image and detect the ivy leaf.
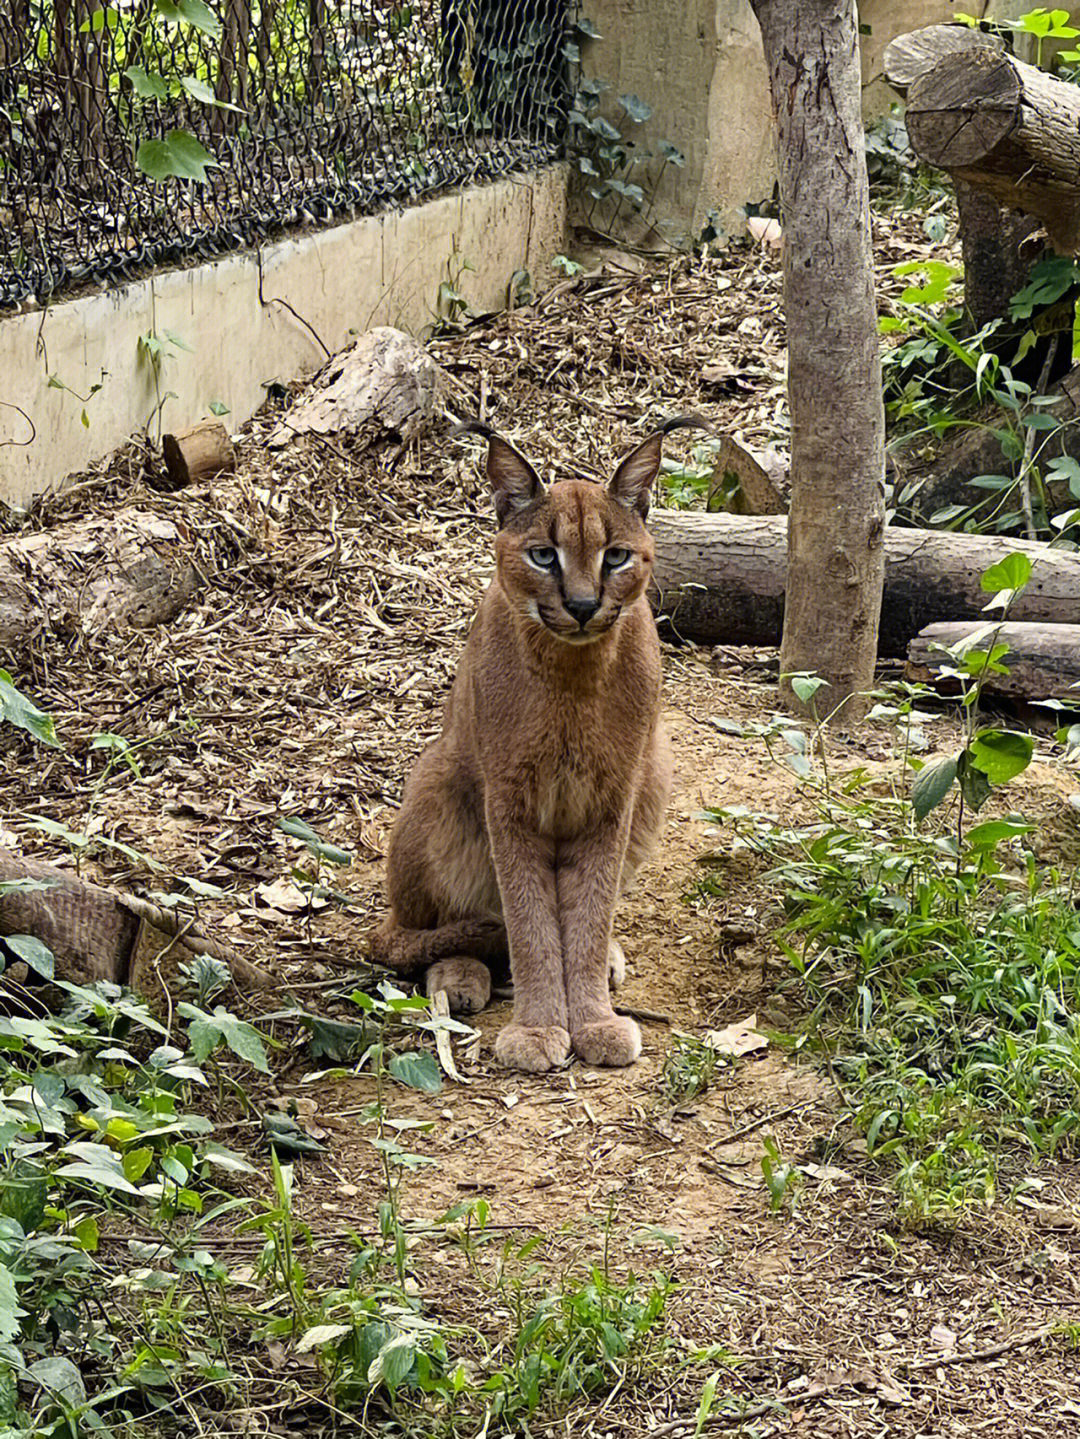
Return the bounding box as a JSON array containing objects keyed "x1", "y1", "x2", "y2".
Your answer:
[
  {"x1": 979, "y1": 553, "x2": 1033, "y2": 595},
  {"x1": 369, "y1": 1332, "x2": 417, "y2": 1390},
  {"x1": 911, "y1": 754, "x2": 957, "y2": 821},
  {"x1": 619, "y1": 92, "x2": 653, "y2": 122},
  {"x1": 0, "y1": 1264, "x2": 19, "y2": 1345},
  {"x1": 0, "y1": 935, "x2": 55, "y2": 981},
  {"x1": 124, "y1": 64, "x2": 168, "y2": 99},
  {"x1": 0, "y1": 669, "x2": 60, "y2": 747},
  {"x1": 154, "y1": 0, "x2": 221, "y2": 37},
  {"x1": 0, "y1": 1166, "x2": 47, "y2": 1232},
  {"x1": 296, "y1": 1322, "x2": 352, "y2": 1354},
  {"x1": 56, "y1": 1142, "x2": 143, "y2": 1196},
  {"x1": 136, "y1": 130, "x2": 220, "y2": 183},
  {"x1": 28, "y1": 1356, "x2": 87, "y2": 1408},
  {"x1": 788, "y1": 674, "x2": 829, "y2": 706},
  {"x1": 263, "y1": 1111, "x2": 325, "y2": 1155},
  {"x1": 388, "y1": 1050, "x2": 443, "y2": 1094},
  {"x1": 277, "y1": 817, "x2": 353, "y2": 867},
  {"x1": 178, "y1": 1003, "x2": 270, "y2": 1073},
  {"x1": 965, "y1": 819, "x2": 1035, "y2": 849}
]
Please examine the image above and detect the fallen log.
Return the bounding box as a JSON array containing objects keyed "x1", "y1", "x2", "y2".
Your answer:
[
  {"x1": 884, "y1": 26, "x2": 1048, "y2": 336},
  {"x1": 269, "y1": 327, "x2": 443, "y2": 450},
  {"x1": 907, "y1": 620, "x2": 1080, "y2": 700},
  {"x1": 0, "y1": 509, "x2": 199, "y2": 651},
  {"x1": 905, "y1": 46, "x2": 1080, "y2": 253},
  {"x1": 0, "y1": 846, "x2": 270, "y2": 995},
  {"x1": 161, "y1": 419, "x2": 236, "y2": 490},
  {"x1": 649, "y1": 511, "x2": 1080, "y2": 656}
]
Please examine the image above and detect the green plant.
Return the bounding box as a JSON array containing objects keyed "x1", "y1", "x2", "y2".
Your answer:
[
  {"x1": 568, "y1": 21, "x2": 686, "y2": 232},
  {"x1": 956, "y1": 7, "x2": 1080, "y2": 68},
  {"x1": 662, "y1": 1032, "x2": 723, "y2": 1104},
  {"x1": 907, "y1": 553, "x2": 1035, "y2": 837},
  {"x1": 0, "y1": 671, "x2": 60, "y2": 748},
  {"x1": 760, "y1": 1137, "x2": 798, "y2": 1214},
  {"x1": 696, "y1": 553, "x2": 1080, "y2": 1218},
  {"x1": 882, "y1": 257, "x2": 1080, "y2": 537},
  {"x1": 482, "y1": 1242, "x2": 672, "y2": 1426}
]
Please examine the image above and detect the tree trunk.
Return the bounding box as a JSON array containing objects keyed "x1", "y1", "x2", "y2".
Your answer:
[
  {"x1": 648, "y1": 510, "x2": 1080, "y2": 657},
  {"x1": 954, "y1": 181, "x2": 1044, "y2": 332},
  {"x1": 308, "y1": 0, "x2": 326, "y2": 106},
  {"x1": 907, "y1": 621, "x2": 1080, "y2": 699},
  {"x1": 214, "y1": 0, "x2": 251, "y2": 136},
  {"x1": 906, "y1": 47, "x2": 1080, "y2": 253},
  {"x1": 882, "y1": 21, "x2": 1004, "y2": 93},
  {"x1": 748, "y1": 0, "x2": 885, "y2": 720}
]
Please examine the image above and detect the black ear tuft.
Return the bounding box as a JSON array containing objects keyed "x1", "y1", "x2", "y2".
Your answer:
[
  {"x1": 608, "y1": 416, "x2": 711, "y2": 517},
  {"x1": 454, "y1": 422, "x2": 544, "y2": 525}
]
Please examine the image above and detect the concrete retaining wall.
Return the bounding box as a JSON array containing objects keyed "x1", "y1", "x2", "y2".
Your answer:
[
  {"x1": 579, "y1": 0, "x2": 1001, "y2": 243},
  {"x1": 0, "y1": 166, "x2": 567, "y2": 509}
]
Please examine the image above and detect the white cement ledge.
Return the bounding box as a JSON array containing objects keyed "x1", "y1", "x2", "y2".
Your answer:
[{"x1": 0, "y1": 166, "x2": 567, "y2": 509}]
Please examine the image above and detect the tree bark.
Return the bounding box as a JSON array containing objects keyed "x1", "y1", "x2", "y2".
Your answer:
[
  {"x1": 268, "y1": 327, "x2": 443, "y2": 449},
  {"x1": 0, "y1": 510, "x2": 199, "y2": 651},
  {"x1": 907, "y1": 621, "x2": 1080, "y2": 699},
  {"x1": 214, "y1": 0, "x2": 251, "y2": 136},
  {"x1": 748, "y1": 0, "x2": 885, "y2": 720},
  {"x1": 906, "y1": 47, "x2": 1080, "y2": 253},
  {"x1": 649, "y1": 510, "x2": 1080, "y2": 657}
]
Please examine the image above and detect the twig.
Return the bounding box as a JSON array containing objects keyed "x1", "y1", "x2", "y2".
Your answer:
[
  {"x1": 706, "y1": 1099, "x2": 814, "y2": 1150},
  {"x1": 905, "y1": 1324, "x2": 1054, "y2": 1372},
  {"x1": 639, "y1": 1326, "x2": 1060, "y2": 1437},
  {"x1": 615, "y1": 1003, "x2": 672, "y2": 1025}
]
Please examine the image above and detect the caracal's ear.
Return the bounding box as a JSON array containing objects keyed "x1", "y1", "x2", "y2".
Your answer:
[
  {"x1": 454, "y1": 421, "x2": 544, "y2": 526},
  {"x1": 608, "y1": 415, "x2": 711, "y2": 518}
]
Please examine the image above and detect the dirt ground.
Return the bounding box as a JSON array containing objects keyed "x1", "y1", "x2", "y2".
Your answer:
[{"x1": 4, "y1": 217, "x2": 1080, "y2": 1435}]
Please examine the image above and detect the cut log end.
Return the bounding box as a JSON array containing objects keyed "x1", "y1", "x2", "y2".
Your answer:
[
  {"x1": 882, "y1": 23, "x2": 1004, "y2": 96},
  {"x1": 905, "y1": 46, "x2": 1080, "y2": 254},
  {"x1": 161, "y1": 420, "x2": 236, "y2": 489}
]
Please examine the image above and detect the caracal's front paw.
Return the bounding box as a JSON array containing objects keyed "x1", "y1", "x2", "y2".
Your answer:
[
  {"x1": 608, "y1": 939, "x2": 626, "y2": 989},
  {"x1": 572, "y1": 1014, "x2": 642, "y2": 1067},
  {"x1": 425, "y1": 956, "x2": 491, "y2": 1015},
  {"x1": 495, "y1": 1023, "x2": 572, "y2": 1073}
]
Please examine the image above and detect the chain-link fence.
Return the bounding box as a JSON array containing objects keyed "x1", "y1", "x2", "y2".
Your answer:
[{"x1": 0, "y1": 1, "x2": 571, "y2": 307}]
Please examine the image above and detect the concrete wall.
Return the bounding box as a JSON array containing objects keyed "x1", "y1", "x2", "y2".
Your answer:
[
  {"x1": 0, "y1": 166, "x2": 566, "y2": 509},
  {"x1": 580, "y1": 0, "x2": 1004, "y2": 242}
]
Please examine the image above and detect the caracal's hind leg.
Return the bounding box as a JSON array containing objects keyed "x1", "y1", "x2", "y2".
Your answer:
[
  {"x1": 608, "y1": 938, "x2": 626, "y2": 988},
  {"x1": 425, "y1": 956, "x2": 492, "y2": 1014},
  {"x1": 373, "y1": 746, "x2": 504, "y2": 1015}
]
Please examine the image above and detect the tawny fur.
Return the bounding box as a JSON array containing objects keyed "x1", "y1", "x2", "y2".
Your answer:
[{"x1": 371, "y1": 424, "x2": 683, "y2": 1073}]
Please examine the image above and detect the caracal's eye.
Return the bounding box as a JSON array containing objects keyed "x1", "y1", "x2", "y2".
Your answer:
[
  {"x1": 527, "y1": 546, "x2": 559, "y2": 569},
  {"x1": 604, "y1": 547, "x2": 632, "y2": 570}
]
